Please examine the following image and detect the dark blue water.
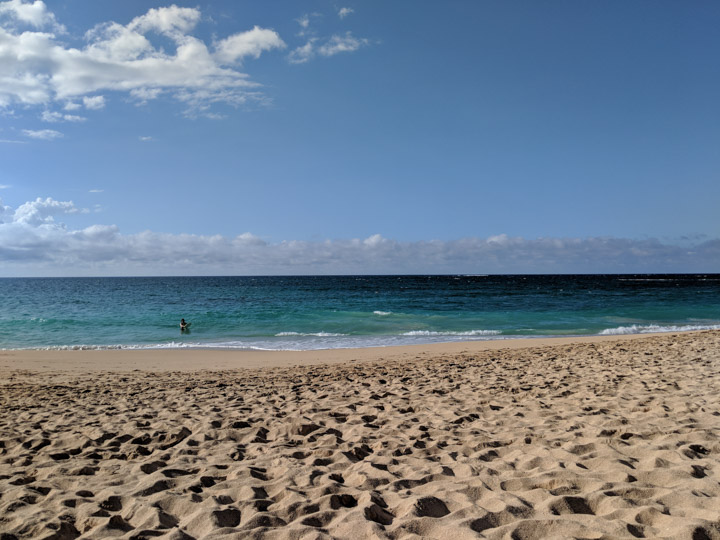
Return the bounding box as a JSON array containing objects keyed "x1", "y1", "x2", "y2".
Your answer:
[{"x1": 1, "y1": 275, "x2": 719, "y2": 350}]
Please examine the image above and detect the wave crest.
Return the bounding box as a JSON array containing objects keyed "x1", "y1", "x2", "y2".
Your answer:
[
  {"x1": 599, "y1": 323, "x2": 720, "y2": 335},
  {"x1": 402, "y1": 329, "x2": 501, "y2": 337},
  {"x1": 275, "y1": 332, "x2": 347, "y2": 337}
]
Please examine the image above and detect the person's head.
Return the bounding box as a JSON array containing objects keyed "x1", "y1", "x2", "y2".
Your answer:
[{"x1": 181, "y1": 319, "x2": 185, "y2": 322}]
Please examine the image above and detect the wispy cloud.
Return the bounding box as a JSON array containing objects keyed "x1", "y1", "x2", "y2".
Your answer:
[
  {"x1": 318, "y1": 32, "x2": 369, "y2": 56},
  {"x1": 89, "y1": 189, "x2": 104, "y2": 193},
  {"x1": 289, "y1": 32, "x2": 369, "y2": 63},
  {"x1": 288, "y1": 39, "x2": 317, "y2": 64},
  {"x1": 294, "y1": 12, "x2": 322, "y2": 38},
  {"x1": 22, "y1": 129, "x2": 63, "y2": 140},
  {"x1": 297, "y1": 14, "x2": 310, "y2": 29},
  {"x1": 41, "y1": 111, "x2": 86, "y2": 123},
  {"x1": 338, "y1": 7, "x2": 354, "y2": 19},
  {"x1": 82, "y1": 96, "x2": 106, "y2": 110},
  {"x1": 138, "y1": 136, "x2": 153, "y2": 142},
  {"x1": 0, "y1": 184, "x2": 10, "y2": 189},
  {"x1": 0, "y1": 3, "x2": 285, "y2": 116},
  {"x1": 1, "y1": 197, "x2": 718, "y2": 276}
]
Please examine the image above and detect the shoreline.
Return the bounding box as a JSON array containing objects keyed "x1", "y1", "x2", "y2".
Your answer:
[{"x1": 0, "y1": 330, "x2": 700, "y2": 372}]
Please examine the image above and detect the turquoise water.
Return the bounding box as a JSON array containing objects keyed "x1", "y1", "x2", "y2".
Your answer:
[{"x1": 1, "y1": 275, "x2": 719, "y2": 350}]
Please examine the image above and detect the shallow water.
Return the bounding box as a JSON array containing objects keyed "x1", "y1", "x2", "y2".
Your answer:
[{"x1": 1, "y1": 274, "x2": 719, "y2": 350}]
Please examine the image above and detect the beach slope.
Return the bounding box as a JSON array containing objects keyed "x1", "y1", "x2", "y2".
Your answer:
[{"x1": 1, "y1": 331, "x2": 719, "y2": 539}]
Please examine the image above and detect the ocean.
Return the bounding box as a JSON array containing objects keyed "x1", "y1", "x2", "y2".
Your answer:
[{"x1": 1, "y1": 274, "x2": 719, "y2": 351}]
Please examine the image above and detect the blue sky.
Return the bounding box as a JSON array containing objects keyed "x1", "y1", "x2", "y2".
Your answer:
[{"x1": 1, "y1": 0, "x2": 719, "y2": 275}]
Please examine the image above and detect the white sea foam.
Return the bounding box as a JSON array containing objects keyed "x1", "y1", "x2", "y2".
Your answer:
[
  {"x1": 373, "y1": 311, "x2": 392, "y2": 316},
  {"x1": 599, "y1": 323, "x2": 720, "y2": 335},
  {"x1": 26, "y1": 341, "x2": 199, "y2": 351},
  {"x1": 129, "y1": 341, "x2": 193, "y2": 349},
  {"x1": 618, "y1": 277, "x2": 720, "y2": 282},
  {"x1": 11, "y1": 323, "x2": 717, "y2": 353},
  {"x1": 34, "y1": 344, "x2": 127, "y2": 351},
  {"x1": 402, "y1": 329, "x2": 501, "y2": 337},
  {"x1": 275, "y1": 332, "x2": 347, "y2": 337}
]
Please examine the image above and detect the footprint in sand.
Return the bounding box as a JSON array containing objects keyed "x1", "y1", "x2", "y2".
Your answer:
[{"x1": 211, "y1": 508, "x2": 241, "y2": 528}]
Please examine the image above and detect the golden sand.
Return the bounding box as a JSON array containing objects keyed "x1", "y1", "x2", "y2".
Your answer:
[{"x1": 1, "y1": 331, "x2": 719, "y2": 539}]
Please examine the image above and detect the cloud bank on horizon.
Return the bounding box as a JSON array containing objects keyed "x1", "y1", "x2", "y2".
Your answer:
[{"x1": 1, "y1": 197, "x2": 717, "y2": 276}]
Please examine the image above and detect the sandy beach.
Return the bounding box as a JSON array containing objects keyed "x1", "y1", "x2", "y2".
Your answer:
[{"x1": 1, "y1": 331, "x2": 719, "y2": 539}]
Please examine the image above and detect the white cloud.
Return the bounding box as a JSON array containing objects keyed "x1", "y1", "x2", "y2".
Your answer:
[
  {"x1": 40, "y1": 111, "x2": 61, "y2": 122},
  {"x1": 0, "y1": 198, "x2": 11, "y2": 222},
  {"x1": 127, "y1": 5, "x2": 200, "y2": 37},
  {"x1": 82, "y1": 96, "x2": 106, "y2": 110},
  {"x1": 487, "y1": 234, "x2": 512, "y2": 245},
  {"x1": 89, "y1": 189, "x2": 103, "y2": 193},
  {"x1": 41, "y1": 110, "x2": 86, "y2": 122},
  {"x1": 289, "y1": 32, "x2": 369, "y2": 63},
  {"x1": 11, "y1": 197, "x2": 82, "y2": 225},
  {"x1": 297, "y1": 14, "x2": 310, "y2": 29},
  {"x1": 1, "y1": 197, "x2": 719, "y2": 276},
  {"x1": 0, "y1": 184, "x2": 10, "y2": 189},
  {"x1": 295, "y1": 12, "x2": 322, "y2": 38},
  {"x1": 338, "y1": 7, "x2": 354, "y2": 19},
  {"x1": 130, "y1": 87, "x2": 163, "y2": 103},
  {"x1": 318, "y1": 32, "x2": 369, "y2": 56},
  {"x1": 288, "y1": 39, "x2": 317, "y2": 64},
  {"x1": 138, "y1": 136, "x2": 153, "y2": 141},
  {"x1": 363, "y1": 233, "x2": 386, "y2": 247},
  {"x1": 0, "y1": 0, "x2": 63, "y2": 31},
  {"x1": 0, "y1": 4, "x2": 284, "y2": 115},
  {"x1": 22, "y1": 128, "x2": 62, "y2": 139},
  {"x1": 214, "y1": 26, "x2": 286, "y2": 64}
]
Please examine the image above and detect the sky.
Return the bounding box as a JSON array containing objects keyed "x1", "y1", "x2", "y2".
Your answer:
[{"x1": 0, "y1": 0, "x2": 719, "y2": 276}]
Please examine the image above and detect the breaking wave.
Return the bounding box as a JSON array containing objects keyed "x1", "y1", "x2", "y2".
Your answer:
[
  {"x1": 402, "y1": 329, "x2": 501, "y2": 337},
  {"x1": 275, "y1": 332, "x2": 348, "y2": 337},
  {"x1": 599, "y1": 324, "x2": 720, "y2": 335}
]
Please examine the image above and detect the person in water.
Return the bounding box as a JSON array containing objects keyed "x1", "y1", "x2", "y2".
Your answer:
[{"x1": 180, "y1": 318, "x2": 189, "y2": 332}]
